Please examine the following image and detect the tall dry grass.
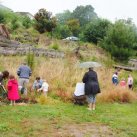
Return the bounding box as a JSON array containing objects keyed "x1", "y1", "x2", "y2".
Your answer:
[{"x1": 0, "y1": 56, "x2": 136, "y2": 103}]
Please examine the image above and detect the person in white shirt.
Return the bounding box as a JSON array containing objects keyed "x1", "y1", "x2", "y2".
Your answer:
[
  {"x1": 73, "y1": 82, "x2": 86, "y2": 105},
  {"x1": 37, "y1": 80, "x2": 49, "y2": 96},
  {"x1": 127, "y1": 74, "x2": 133, "y2": 90}
]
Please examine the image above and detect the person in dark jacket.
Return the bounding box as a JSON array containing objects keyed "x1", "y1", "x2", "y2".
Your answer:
[
  {"x1": 82, "y1": 67, "x2": 100, "y2": 110},
  {"x1": 17, "y1": 62, "x2": 32, "y2": 95}
]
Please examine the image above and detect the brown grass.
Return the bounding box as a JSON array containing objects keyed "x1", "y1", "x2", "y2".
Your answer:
[{"x1": 0, "y1": 56, "x2": 136, "y2": 103}]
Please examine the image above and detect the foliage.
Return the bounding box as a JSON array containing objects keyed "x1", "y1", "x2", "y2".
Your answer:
[
  {"x1": 11, "y1": 17, "x2": 20, "y2": 30},
  {"x1": 34, "y1": 8, "x2": 57, "y2": 33},
  {"x1": 53, "y1": 24, "x2": 72, "y2": 39},
  {"x1": 72, "y1": 5, "x2": 98, "y2": 26},
  {"x1": 56, "y1": 10, "x2": 72, "y2": 25},
  {"x1": 98, "y1": 88, "x2": 137, "y2": 103},
  {"x1": 83, "y1": 18, "x2": 112, "y2": 44},
  {"x1": 26, "y1": 51, "x2": 35, "y2": 70},
  {"x1": 0, "y1": 10, "x2": 5, "y2": 23},
  {"x1": 100, "y1": 19, "x2": 137, "y2": 61},
  {"x1": 66, "y1": 18, "x2": 80, "y2": 36},
  {"x1": 37, "y1": 95, "x2": 59, "y2": 105},
  {"x1": 49, "y1": 42, "x2": 60, "y2": 50},
  {"x1": 22, "y1": 16, "x2": 32, "y2": 29}
]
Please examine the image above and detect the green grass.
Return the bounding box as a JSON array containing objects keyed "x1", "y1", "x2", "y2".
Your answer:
[{"x1": 0, "y1": 101, "x2": 137, "y2": 137}]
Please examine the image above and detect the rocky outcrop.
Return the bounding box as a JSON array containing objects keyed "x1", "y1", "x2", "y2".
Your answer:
[
  {"x1": 0, "y1": 36, "x2": 64, "y2": 58},
  {"x1": 0, "y1": 24, "x2": 10, "y2": 39}
]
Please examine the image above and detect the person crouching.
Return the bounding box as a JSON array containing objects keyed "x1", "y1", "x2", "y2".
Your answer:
[{"x1": 37, "y1": 80, "x2": 49, "y2": 96}]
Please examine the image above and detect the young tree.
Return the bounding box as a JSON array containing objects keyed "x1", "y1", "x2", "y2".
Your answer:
[
  {"x1": 66, "y1": 19, "x2": 80, "y2": 36},
  {"x1": 56, "y1": 10, "x2": 72, "y2": 25},
  {"x1": 83, "y1": 18, "x2": 111, "y2": 44},
  {"x1": 100, "y1": 20, "x2": 137, "y2": 61},
  {"x1": 72, "y1": 5, "x2": 98, "y2": 26},
  {"x1": 34, "y1": 8, "x2": 57, "y2": 33},
  {"x1": 53, "y1": 24, "x2": 72, "y2": 39}
]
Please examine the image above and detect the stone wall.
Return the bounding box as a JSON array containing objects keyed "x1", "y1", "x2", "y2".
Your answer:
[{"x1": 0, "y1": 36, "x2": 64, "y2": 58}]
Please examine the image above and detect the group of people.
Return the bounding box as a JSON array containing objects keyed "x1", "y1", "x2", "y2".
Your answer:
[
  {"x1": 74, "y1": 67, "x2": 100, "y2": 111},
  {"x1": 0, "y1": 62, "x2": 49, "y2": 105},
  {"x1": 112, "y1": 72, "x2": 134, "y2": 89},
  {"x1": 73, "y1": 68, "x2": 135, "y2": 111},
  {"x1": 0, "y1": 62, "x2": 134, "y2": 109}
]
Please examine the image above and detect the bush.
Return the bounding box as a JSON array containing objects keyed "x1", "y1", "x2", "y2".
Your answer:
[
  {"x1": 22, "y1": 16, "x2": 32, "y2": 29},
  {"x1": 37, "y1": 95, "x2": 59, "y2": 105},
  {"x1": 98, "y1": 87, "x2": 137, "y2": 103},
  {"x1": 50, "y1": 42, "x2": 60, "y2": 50},
  {"x1": 100, "y1": 19, "x2": 137, "y2": 61}
]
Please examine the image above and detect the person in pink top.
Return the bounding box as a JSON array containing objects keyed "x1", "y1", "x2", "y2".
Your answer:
[
  {"x1": 120, "y1": 78, "x2": 126, "y2": 88},
  {"x1": 7, "y1": 75, "x2": 20, "y2": 105}
]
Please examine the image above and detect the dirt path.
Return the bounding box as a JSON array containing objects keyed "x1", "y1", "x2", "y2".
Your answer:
[{"x1": 21, "y1": 119, "x2": 116, "y2": 137}]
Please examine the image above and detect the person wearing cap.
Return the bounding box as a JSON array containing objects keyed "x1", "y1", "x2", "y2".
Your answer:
[
  {"x1": 17, "y1": 62, "x2": 32, "y2": 95},
  {"x1": 82, "y1": 67, "x2": 100, "y2": 111}
]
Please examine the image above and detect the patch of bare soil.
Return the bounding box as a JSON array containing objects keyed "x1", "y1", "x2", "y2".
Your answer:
[
  {"x1": 21, "y1": 119, "x2": 116, "y2": 137},
  {"x1": 50, "y1": 123, "x2": 115, "y2": 137}
]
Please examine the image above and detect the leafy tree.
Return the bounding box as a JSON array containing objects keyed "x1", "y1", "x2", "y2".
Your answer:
[
  {"x1": 72, "y1": 5, "x2": 98, "y2": 26},
  {"x1": 34, "y1": 8, "x2": 57, "y2": 33},
  {"x1": 56, "y1": 10, "x2": 72, "y2": 25},
  {"x1": 53, "y1": 24, "x2": 71, "y2": 39},
  {"x1": 100, "y1": 20, "x2": 137, "y2": 61},
  {"x1": 66, "y1": 19, "x2": 80, "y2": 36},
  {"x1": 83, "y1": 18, "x2": 112, "y2": 44}
]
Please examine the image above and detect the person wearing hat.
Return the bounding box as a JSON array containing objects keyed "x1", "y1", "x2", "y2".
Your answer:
[{"x1": 82, "y1": 67, "x2": 100, "y2": 111}]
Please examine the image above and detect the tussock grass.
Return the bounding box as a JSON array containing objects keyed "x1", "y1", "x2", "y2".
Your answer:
[
  {"x1": 0, "y1": 56, "x2": 136, "y2": 103},
  {"x1": 97, "y1": 88, "x2": 137, "y2": 103},
  {"x1": 37, "y1": 95, "x2": 59, "y2": 105}
]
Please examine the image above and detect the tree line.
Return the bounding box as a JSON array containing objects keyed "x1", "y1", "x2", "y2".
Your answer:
[{"x1": 0, "y1": 5, "x2": 137, "y2": 61}]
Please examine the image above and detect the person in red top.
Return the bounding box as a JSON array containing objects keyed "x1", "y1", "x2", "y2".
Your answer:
[
  {"x1": 120, "y1": 78, "x2": 126, "y2": 88},
  {"x1": 7, "y1": 75, "x2": 20, "y2": 105}
]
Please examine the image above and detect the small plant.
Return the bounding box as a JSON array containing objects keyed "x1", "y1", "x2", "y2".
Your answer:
[
  {"x1": 50, "y1": 42, "x2": 59, "y2": 50},
  {"x1": 26, "y1": 50, "x2": 35, "y2": 70},
  {"x1": 97, "y1": 87, "x2": 137, "y2": 103},
  {"x1": 37, "y1": 95, "x2": 59, "y2": 105}
]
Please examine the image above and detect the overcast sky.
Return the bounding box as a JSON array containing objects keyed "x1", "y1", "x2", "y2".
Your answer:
[{"x1": 1, "y1": 0, "x2": 137, "y2": 25}]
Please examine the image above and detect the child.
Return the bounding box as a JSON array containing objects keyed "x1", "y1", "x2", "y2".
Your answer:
[
  {"x1": 112, "y1": 72, "x2": 118, "y2": 85},
  {"x1": 7, "y1": 75, "x2": 20, "y2": 105},
  {"x1": 120, "y1": 78, "x2": 126, "y2": 88},
  {"x1": 127, "y1": 74, "x2": 133, "y2": 90},
  {"x1": 32, "y1": 77, "x2": 43, "y2": 91},
  {"x1": 37, "y1": 80, "x2": 49, "y2": 96}
]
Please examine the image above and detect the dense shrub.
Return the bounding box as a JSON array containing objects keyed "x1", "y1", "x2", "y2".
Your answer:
[
  {"x1": 100, "y1": 19, "x2": 137, "y2": 61},
  {"x1": 83, "y1": 18, "x2": 111, "y2": 44},
  {"x1": 98, "y1": 88, "x2": 137, "y2": 103}
]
